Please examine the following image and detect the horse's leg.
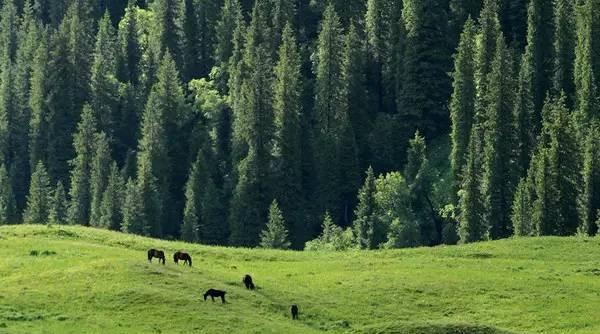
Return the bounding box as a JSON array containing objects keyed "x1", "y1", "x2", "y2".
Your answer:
[
  {"x1": 221, "y1": 296, "x2": 225, "y2": 303},
  {"x1": 211, "y1": 296, "x2": 215, "y2": 302}
]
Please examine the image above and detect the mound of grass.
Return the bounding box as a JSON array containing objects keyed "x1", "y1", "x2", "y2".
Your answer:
[{"x1": 1, "y1": 225, "x2": 599, "y2": 333}]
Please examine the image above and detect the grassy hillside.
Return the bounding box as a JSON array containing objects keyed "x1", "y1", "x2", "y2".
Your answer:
[{"x1": 0, "y1": 225, "x2": 599, "y2": 334}]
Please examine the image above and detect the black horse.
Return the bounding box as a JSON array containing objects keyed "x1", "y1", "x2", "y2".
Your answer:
[
  {"x1": 291, "y1": 304, "x2": 299, "y2": 320},
  {"x1": 173, "y1": 251, "x2": 192, "y2": 266},
  {"x1": 243, "y1": 274, "x2": 255, "y2": 290},
  {"x1": 204, "y1": 289, "x2": 226, "y2": 303},
  {"x1": 147, "y1": 249, "x2": 165, "y2": 264}
]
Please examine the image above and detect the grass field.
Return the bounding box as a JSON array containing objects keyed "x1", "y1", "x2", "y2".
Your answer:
[{"x1": 0, "y1": 225, "x2": 599, "y2": 334}]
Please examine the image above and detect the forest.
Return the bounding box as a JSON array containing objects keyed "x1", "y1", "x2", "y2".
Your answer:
[{"x1": 0, "y1": 0, "x2": 597, "y2": 249}]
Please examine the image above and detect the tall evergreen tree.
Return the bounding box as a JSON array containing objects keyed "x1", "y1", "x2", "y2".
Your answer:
[
  {"x1": 0, "y1": 164, "x2": 16, "y2": 224},
  {"x1": 482, "y1": 35, "x2": 516, "y2": 239},
  {"x1": 98, "y1": 162, "x2": 124, "y2": 230},
  {"x1": 49, "y1": 181, "x2": 67, "y2": 225},
  {"x1": 117, "y1": 1, "x2": 142, "y2": 85},
  {"x1": 23, "y1": 161, "x2": 51, "y2": 224},
  {"x1": 512, "y1": 176, "x2": 533, "y2": 236},
  {"x1": 578, "y1": 123, "x2": 600, "y2": 235},
  {"x1": 28, "y1": 29, "x2": 49, "y2": 177},
  {"x1": 91, "y1": 12, "x2": 119, "y2": 136},
  {"x1": 89, "y1": 132, "x2": 111, "y2": 226},
  {"x1": 551, "y1": 0, "x2": 575, "y2": 103},
  {"x1": 365, "y1": 0, "x2": 393, "y2": 114},
  {"x1": 450, "y1": 17, "x2": 477, "y2": 187},
  {"x1": 271, "y1": 24, "x2": 304, "y2": 246},
  {"x1": 353, "y1": 166, "x2": 379, "y2": 249},
  {"x1": 67, "y1": 105, "x2": 97, "y2": 226},
  {"x1": 313, "y1": 4, "x2": 344, "y2": 223},
  {"x1": 259, "y1": 199, "x2": 291, "y2": 249},
  {"x1": 458, "y1": 126, "x2": 487, "y2": 243},
  {"x1": 401, "y1": 0, "x2": 451, "y2": 135},
  {"x1": 121, "y1": 178, "x2": 145, "y2": 234},
  {"x1": 152, "y1": 0, "x2": 184, "y2": 72},
  {"x1": 229, "y1": 1, "x2": 275, "y2": 246},
  {"x1": 214, "y1": 0, "x2": 243, "y2": 93}
]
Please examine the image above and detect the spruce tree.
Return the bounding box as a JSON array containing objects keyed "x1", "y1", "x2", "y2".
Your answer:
[
  {"x1": 214, "y1": 0, "x2": 242, "y2": 93},
  {"x1": 482, "y1": 35, "x2": 516, "y2": 239},
  {"x1": 401, "y1": 0, "x2": 451, "y2": 134},
  {"x1": 512, "y1": 176, "x2": 533, "y2": 236},
  {"x1": 152, "y1": 0, "x2": 184, "y2": 71},
  {"x1": 458, "y1": 126, "x2": 487, "y2": 243},
  {"x1": 270, "y1": 0, "x2": 295, "y2": 48},
  {"x1": 450, "y1": 17, "x2": 477, "y2": 187},
  {"x1": 0, "y1": 0, "x2": 18, "y2": 65},
  {"x1": 313, "y1": 4, "x2": 344, "y2": 223},
  {"x1": 578, "y1": 123, "x2": 600, "y2": 235},
  {"x1": 551, "y1": 0, "x2": 575, "y2": 103},
  {"x1": 91, "y1": 12, "x2": 119, "y2": 136},
  {"x1": 365, "y1": 0, "x2": 392, "y2": 114},
  {"x1": 117, "y1": 1, "x2": 142, "y2": 85},
  {"x1": 98, "y1": 162, "x2": 124, "y2": 230},
  {"x1": 259, "y1": 199, "x2": 291, "y2": 249},
  {"x1": 23, "y1": 161, "x2": 51, "y2": 224},
  {"x1": 0, "y1": 164, "x2": 16, "y2": 224},
  {"x1": 271, "y1": 24, "x2": 304, "y2": 246},
  {"x1": 121, "y1": 178, "x2": 144, "y2": 234},
  {"x1": 229, "y1": 1, "x2": 274, "y2": 246},
  {"x1": 181, "y1": 151, "x2": 208, "y2": 242},
  {"x1": 89, "y1": 132, "x2": 111, "y2": 226},
  {"x1": 28, "y1": 29, "x2": 49, "y2": 175},
  {"x1": 67, "y1": 105, "x2": 97, "y2": 226},
  {"x1": 353, "y1": 166, "x2": 378, "y2": 249},
  {"x1": 49, "y1": 181, "x2": 67, "y2": 225}
]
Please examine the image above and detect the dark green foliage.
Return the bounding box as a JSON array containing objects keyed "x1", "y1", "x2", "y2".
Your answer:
[
  {"x1": 482, "y1": 35, "x2": 516, "y2": 239},
  {"x1": 49, "y1": 181, "x2": 67, "y2": 225},
  {"x1": 214, "y1": 0, "x2": 242, "y2": 93},
  {"x1": 121, "y1": 178, "x2": 144, "y2": 234},
  {"x1": 450, "y1": 18, "x2": 476, "y2": 187},
  {"x1": 551, "y1": 0, "x2": 575, "y2": 104},
  {"x1": 152, "y1": 0, "x2": 184, "y2": 72},
  {"x1": 259, "y1": 199, "x2": 291, "y2": 249},
  {"x1": 67, "y1": 105, "x2": 97, "y2": 226},
  {"x1": 0, "y1": 164, "x2": 17, "y2": 224},
  {"x1": 401, "y1": 0, "x2": 451, "y2": 135},
  {"x1": 459, "y1": 126, "x2": 487, "y2": 243},
  {"x1": 23, "y1": 161, "x2": 51, "y2": 224},
  {"x1": 578, "y1": 123, "x2": 600, "y2": 235},
  {"x1": 98, "y1": 162, "x2": 124, "y2": 230},
  {"x1": 117, "y1": 2, "x2": 142, "y2": 85},
  {"x1": 353, "y1": 166, "x2": 379, "y2": 249},
  {"x1": 511, "y1": 176, "x2": 533, "y2": 236},
  {"x1": 89, "y1": 132, "x2": 111, "y2": 226}
]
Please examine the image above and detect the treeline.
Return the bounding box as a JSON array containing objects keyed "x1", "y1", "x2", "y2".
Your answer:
[{"x1": 0, "y1": 0, "x2": 597, "y2": 250}]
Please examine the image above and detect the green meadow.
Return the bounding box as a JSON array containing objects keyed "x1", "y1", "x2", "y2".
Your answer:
[{"x1": 0, "y1": 225, "x2": 598, "y2": 334}]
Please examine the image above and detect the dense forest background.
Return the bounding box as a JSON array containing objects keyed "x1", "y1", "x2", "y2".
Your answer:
[{"x1": 0, "y1": 0, "x2": 597, "y2": 249}]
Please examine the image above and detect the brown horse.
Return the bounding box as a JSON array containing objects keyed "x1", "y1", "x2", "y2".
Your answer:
[
  {"x1": 147, "y1": 249, "x2": 165, "y2": 264},
  {"x1": 173, "y1": 251, "x2": 192, "y2": 266}
]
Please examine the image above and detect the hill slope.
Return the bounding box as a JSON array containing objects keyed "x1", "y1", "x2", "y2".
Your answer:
[{"x1": 0, "y1": 225, "x2": 599, "y2": 334}]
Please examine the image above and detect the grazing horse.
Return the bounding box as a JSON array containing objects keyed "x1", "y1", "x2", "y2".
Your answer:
[
  {"x1": 173, "y1": 251, "x2": 192, "y2": 266},
  {"x1": 147, "y1": 249, "x2": 165, "y2": 264},
  {"x1": 291, "y1": 304, "x2": 299, "y2": 320},
  {"x1": 204, "y1": 289, "x2": 226, "y2": 303},
  {"x1": 243, "y1": 274, "x2": 255, "y2": 290}
]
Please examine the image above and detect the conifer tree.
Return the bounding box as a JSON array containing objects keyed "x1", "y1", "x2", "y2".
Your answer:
[
  {"x1": 313, "y1": 4, "x2": 344, "y2": 222},
  {"x1": 343, "y1": 21, "x2": 370, "y2": 169},
  {"x1": 458, "y1": 126, "x2": 487, "y2": 243},
  {"x1": 117, "y1": 1, "x2": 142, "y2": 85},
  {"x1": 89, "y1": 132, "x2": 111, "y2": 226},
  {"x1": 12, "y1": 2, "x2": 39, "y2": 212},
  {"x1": 67, "y1": 105, "x2": 97, "y2": 226},
  {"x1": 229, "y1": 1, "x2": 274, "y2": 246},
  {"x1": 152, "y1": 0, "x2": 184, "y2": 71},
  {"x1": 551, "y1": 0, "x2": 575, "y2": 103},
  {"x1": 28, "y1": 30, "x2": 49, "y2": 174},
  {"x1": 181, "y1": 151, "x2": 208, "y2": 242},
  {"x1": 0, "y1": 0, "x2": 18, "y2": 65},
  {"x1": 23, "y1": 161, "x2": 51, "y2": 224},
  {"x1": 0, "y1": 51, "x2": 14, "y2": 165},
  {"x1": 214, "y1": 0, "x2": 242, "y2": 93},
  {"x1": 91, "y1": 12, "x2": 119, "y2": 136},
  {"x1": 49, "y1": 181, "x2": 67, "y2": 225},
  {"x1": 0, "y1": 164, "x2": 16, "y2": 224},
  {"x1": 512, "y1": 176, "x2": 533, "y2": 236},
  {"x1": 270, "y1": 0, "x2": 295, "y2": 48},
  {"x1": 450, "y1": 17, "x2": 477, "y2": 186},
  {"x1": 259, "y1": 199, "x2": 291, "y2": 249},
  {"x1": 365, "y1": 0, "x2": 392, "y2": 114},
  {"x1": 353, "y1": 166, "x2": 378, "y2": 249},
  {"x1": 98, "y1": 162, "x2": 124, "y2": 230},
  {"x1": 401, "y1": 0, "x2": 451, "y2": 134},
  {"x1": 578, "y1": 123, "x2": 600, "y2": 235},
  {"x1": 121, "y1": 178, "x2": 144, "y2": 234},
  {"x1": 271, "y1": 24, "x2": 304, "y2": 246},
  {"x1": 482, "y1": 35, "x2": 516, "y2": 239}
]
